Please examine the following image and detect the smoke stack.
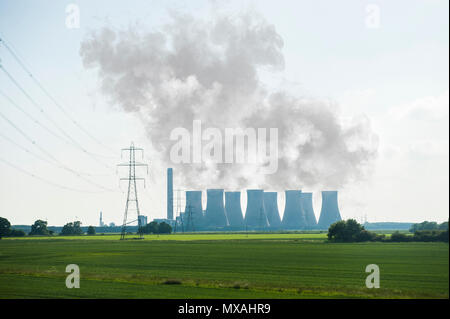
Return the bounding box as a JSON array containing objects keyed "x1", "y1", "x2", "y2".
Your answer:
[
  {"x1": 300, "y1": 192, "x2": 317, "y2": 227},
  {"x1": 317, "y1": 191, "x2": 342, "y2": 229},
  {"x1": 204, "y1": 189, "x2": 228, "y2": 228},
  {"x1": 263, "y1": 192, "x2": 281, "y2": 228},
  {"x1": 167, "y1": 168, "x2": 173, "y2": 220},
  {"x1": 184, "y1": 191, "x2": 204, "y2": 230},
  {"x1": 244, "y1": 189, "x2": 269, "y2": 228},
  {"x1": 282, "y1": 190, "x2": 307, "y2": 229},
  {"x1": 225, "y1": 191, "x2": 244, "y2": 228}
]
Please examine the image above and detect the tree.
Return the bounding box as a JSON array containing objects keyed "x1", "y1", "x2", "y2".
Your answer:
[
  {"x1": 140, "y1": 221, "x2": 159, "y2": 234},
  {"x1": 158, "y1": 222, "x2": 172, "y2": 234},
  {"x1": 438, "y1": 221, "x2": 449, "y2": 230},
  {"x1": 0, "y1": 217, "x2": 11, "y2": 239},
  {"x1": 328, "y1": 219, "x2": 380, "y2": 242},
  {"x1": 60, "y1": 221, "x2": 83, "y2": 236},
  {"x1": 29, "y1": 219, "x2": 50, "y2": 236},
  {"x1": 73, "y1": 221, "x2": 83, "y2": 235},
  {"x1": 87, "y1": 226, "x2": 96, "y2": 235},
  {"x1": 410, "y1": 221, "x2": 439, "y2": 232}
]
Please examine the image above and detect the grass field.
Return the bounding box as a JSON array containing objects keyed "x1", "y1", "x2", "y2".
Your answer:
[{"x1": 0, "y1": 233, "x2": 448, "y2": 298}]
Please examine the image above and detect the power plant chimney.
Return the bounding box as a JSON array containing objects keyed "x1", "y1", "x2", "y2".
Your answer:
[
  {"x1": 167, "y1": 168, "x2": 173, "y2": 220},
  {"x1": 204, "y1": 189, "x2": 228, "y2": 228},
  {"x1": 317, "y1": 191, "x2": 342, "y2": 229},
  {"x1": 184, "y1": 191, "x2": 204, "y2": 230},
  {"x1": 282, "y1": 190, "x2": 307, "y2": 229},
  {"x1": 244, "y1": 189, "x2": 269, "y2": 228},
  {"x1": 263, "y1": 192, "x2": 281, "y2": 228},
  {"x1": 225, "y1": 191, "x2": 244, "y2": 228},
  {"x1": 300, "y1": 192, "x2": 317, "y2": 227}
]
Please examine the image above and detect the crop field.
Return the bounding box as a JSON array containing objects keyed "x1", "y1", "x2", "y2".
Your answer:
[{"x1": 0, "y1": 233, "x2": 448, "y2": 299}]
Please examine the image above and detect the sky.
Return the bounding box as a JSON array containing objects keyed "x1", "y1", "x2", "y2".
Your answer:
[{"x1": 0, "y1": 0, "x2": 448, "y2": 226}]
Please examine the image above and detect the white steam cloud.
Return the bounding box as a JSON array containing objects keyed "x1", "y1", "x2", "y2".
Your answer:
[{"x1": 80, "y1": 11, "x2": 378, "y2": 190}]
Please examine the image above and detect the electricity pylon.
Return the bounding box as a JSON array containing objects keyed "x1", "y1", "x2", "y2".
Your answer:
[
  {"x1": 117, "y1": 142, "x2": 148, "y2": 240},
  {"x1": 185, "y1": 204, "x2": 195, "y2": 232}
]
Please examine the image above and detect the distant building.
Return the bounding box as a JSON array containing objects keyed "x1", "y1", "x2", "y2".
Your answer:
[
  {"x1": 138, "y1": 215, "x2": 148, "y2": 227},
  {"x1": 99, "y1": 211, "x2": 105, "y2": 227},
  {"x1": 109, "y1": 222, "x2": 116, "y2": 227}
]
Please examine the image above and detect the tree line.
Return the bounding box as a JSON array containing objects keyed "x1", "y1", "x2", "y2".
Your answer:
[
  {"x1": 328, "y1": 219, "x2": 449, "y2": 243},
  {"x1": 138, "y1": 221, "x2": 172, "y2": 234},
  {"x1": 0, "y1": 217, "x2": 172, "y2": 238}
]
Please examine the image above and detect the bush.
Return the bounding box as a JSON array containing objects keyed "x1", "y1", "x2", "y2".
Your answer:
[
  {"x1": 390, "y1": 231, "x2": 411, "y2": 242},
  {"x1": 9, "y1": 229, "x2": 26, "y2": 237},
  {"x1": 87, "y1": 226, "x2": 96, "y2": 235},
  {"x1": 413, "y1": 230, "x2": 448, "y2": 242},
  {"x1": 139, "y1": 221, "x2": 172, "y2": 234}
]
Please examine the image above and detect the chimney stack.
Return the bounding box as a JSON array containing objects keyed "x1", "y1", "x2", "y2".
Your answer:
[{"x1": 167, "y1": 168, "x2": 173, "y2": 220}]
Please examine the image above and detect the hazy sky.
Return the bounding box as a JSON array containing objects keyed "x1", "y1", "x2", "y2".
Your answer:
[{"x1": 0, "y1": 0, "x2": 448, "y2": 226}]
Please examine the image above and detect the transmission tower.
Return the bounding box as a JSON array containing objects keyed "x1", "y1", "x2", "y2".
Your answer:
[
  {"x1": 185, "y1": 204, "x2": 195, "y2": 232},
  {"x1": 174, "y1": 188, "x2": 184, "y2": 233},
  {"x1": 117, "y1": 142, "x2": 148, "y2": 240}
]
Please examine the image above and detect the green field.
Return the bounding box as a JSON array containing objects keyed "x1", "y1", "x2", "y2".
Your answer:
[{"x1": 0, "y1": 233, "x2": 448, "y2": 298}]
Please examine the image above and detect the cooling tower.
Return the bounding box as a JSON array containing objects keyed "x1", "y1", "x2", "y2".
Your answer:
[
  {"x1": 317, "y1": 191, "x2": 342, "y2": 229},
  {"x1": 282, "y1": 190, "x2": 307, "y2": 229},
  {"x1": 184, "y1": 191, "x2": 204, "y2": 230},
  {"x1": 225, "y1": 191, "x2": 244, "y2": 228},
  {"x1": 204, "y1": 189, "x2": 228, "y2": 228},
  {"x1": 244, "y1": 189, "x2": 269, "y2": 228},
  {"x1": 300, "y1": 192, "x2": 317, "y2": 227},
  {"x1": 263, "y1": 192, "x2": 281, "y2": 228},
  {"x1": 167, "y1": 168, "x2": 173, "y2": 220}
]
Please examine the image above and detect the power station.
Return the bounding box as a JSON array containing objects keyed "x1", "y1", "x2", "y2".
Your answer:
[{"x1": 166, "y1": 168, "x2": 342, "y2": 231}]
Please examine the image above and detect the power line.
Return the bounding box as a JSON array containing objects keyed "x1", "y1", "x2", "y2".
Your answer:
[
  {"x1": 0, "y1": 64, "x2": 114, "y2": 169},
  {"x1": 0, "y1": 90, "x2": 114, "y2": 176},
  {"x1": 0, "y1": 35, "x2": 118, "y2": 156},
  {"x1": 0, "y1": 156, "x2": 109, "y2": 194},
  {"x1": 0, "y1": 90, "x2": 76, "y2": 147},
  {"x1": 0, "y1": 132, "x2": 111, "y2": 177},
  {"x1": 0, "y1": 110, "x2": 117, "y2": 191}
]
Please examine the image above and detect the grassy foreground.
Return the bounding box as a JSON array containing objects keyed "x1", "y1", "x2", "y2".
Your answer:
[{"x1": 0, "y1": 233, "x2": 448, "y2": 298}]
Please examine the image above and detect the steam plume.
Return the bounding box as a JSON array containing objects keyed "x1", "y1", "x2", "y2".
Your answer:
[{"x1": 80, "y1": 11, "x2": 378, "y2": 190}]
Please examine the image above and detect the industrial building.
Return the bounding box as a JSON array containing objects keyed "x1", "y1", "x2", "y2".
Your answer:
[
  {"x1": 244, "y1": 189, "x2": 269, "y2": 228},
  {"x1": 317, "y1": 191, "x2": 342, "y2": 229},
  {"x1": 281, "y1": 190, "x2": 307, "y2": 229},
  {"x1": 138, "y1": 215, "x2": 148, "y2": 227},
  {"x1": 263, "y1": 192, "x2": 281, "y2": 228},
  {"x1": 166, "y1": 168, "x2": 342, "y2": 231},
  {"x1": 225, "y1": 191, "x2": 244, "y2": 228},
  {"x1": 300, "y1": 192, "x2": 317, "y2": 227},
  {"x1": 204, "y1": 189, "x2": 229, "y2": 228}
]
